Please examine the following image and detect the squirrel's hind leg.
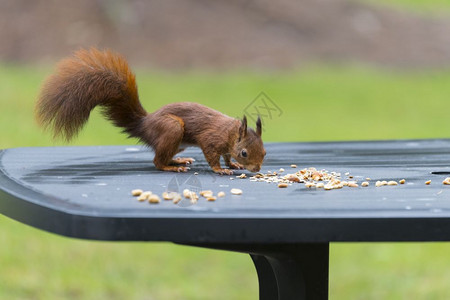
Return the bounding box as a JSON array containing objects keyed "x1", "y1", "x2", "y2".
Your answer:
[
  {"x1": 150, "y1": 115, "x2": 190, "y2": 172},
  {"x1": 171, "y1": 156, "x2": 195, "y2": 165}
]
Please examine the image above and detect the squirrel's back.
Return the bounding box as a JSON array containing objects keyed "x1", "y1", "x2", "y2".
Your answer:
[{"x1": 36, "y1": 48, "x2": 147, "y2": 141}]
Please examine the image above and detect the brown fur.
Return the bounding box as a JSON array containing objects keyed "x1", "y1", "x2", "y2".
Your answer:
[{"x1": 36, "y1": 48, "x2": 266, "y2": 173}]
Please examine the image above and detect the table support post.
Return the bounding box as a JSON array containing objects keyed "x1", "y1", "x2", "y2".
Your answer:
[
  {"x1": 184, "y1": 243, "x2": 329, "y2": 300},
  {"x1": 250, "y1": 243, "x2": 329, "y2": 300}
]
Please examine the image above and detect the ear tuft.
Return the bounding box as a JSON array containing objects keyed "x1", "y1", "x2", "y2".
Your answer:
[
  {"x1": 256, "y1": 116, "x2": 262, "y2": 136},
  {"x1": 239, "y1": 115, "x2": 247, "y2": 141}
]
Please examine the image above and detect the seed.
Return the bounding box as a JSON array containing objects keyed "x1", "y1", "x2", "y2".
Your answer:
[
  {"x1": 172, "y1": 194, "x2": 182, "y2": 204},
  {"x1": 207, "y1": 196, "x2": 217, "y2": 201},
  {"x1": 217, "y1": 191, "x2": 226, "y2": 197},
  {"x1": 366, "y1": 178, "x2": 371, "y2": 181},
  {"x1": 194, "y1": 172, "x2": 199, "y2": 175},
  {"x1": 190, "y1": 197, "x2": 198, "y2": 204},
  {"x1": 375, "y1": 181, "x2": 383, "y2": 187},
  {"x1": 162, "y1": 191, "x2": 178, "y2": 200},
  {"x1": 278, "y1": 183, "x2": 289, "y2": 188},
  {"x1": 148, "y1": 194, "x2": 161, "y2": 204},
  {"x1": 388, "y1": 181, "x2": 398, "y2": 186},
  {"x1": 131, "y1": 189, "x2": 143, "y2": 196},
  {"x1": 137, "y1": 194, "x2": 148, "y2": 202},
  {"x1": 399, "y1": 179, "x2": 406, "y2": 184},
  {"x1": 287, "y1": 175, "x2": 300, "y2": 182},
  {"x1": 324, "y1": 184, "x2": 333, "y2": 190},
  {"x1": 290, "y1": 164, "x2": 297, "y2": 168},
  {"x1": 361, "y1": 181, "x2": 369, "y2": 187},
  {"x1": 200, "y1": 190, "x2": 213, "y2": 198},
  {"x1": 345, "y1": 172, "x2": 350, "y2": 176},
  {"x1": 348, "y1": 182, "x2": 358, "y2": 188},
  {"x1": 341, "y1": 181, "x2": 348, "y2": 186},
  {"x1": 279, "y1": 168, "x2": 285, "y2": 173},
  {"x1": 237, "y1": 174, "x2": 247, "y2": 179},
  {"x1": 183, "y1": 189, "x2": 197, "y2": 199},
  {"x1": 305, "y1": 182, "x2": 316, "y2": 188},
  {"x1": 443, "y1": 178, "x2": 450, "y2": 185},
  {"x1": 231, "y1": 188, "x2": 243, "y2": 195},
  {"x1": 348, "y1": 175, "x2": 354, "y2": 179},
  {"x1": 316, "y1": 182, "x2": 325, "y2": 188},
  {"x1": 425, "y1": 180, "x2": 431, "y2": 185}
]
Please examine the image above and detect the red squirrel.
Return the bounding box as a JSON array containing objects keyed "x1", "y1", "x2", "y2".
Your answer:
[{"x1": 36, "y1": 48, "x2": 266, "y2": 174}]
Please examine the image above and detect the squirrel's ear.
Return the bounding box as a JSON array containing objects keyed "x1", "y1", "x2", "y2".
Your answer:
[
  {"x1": 256, "y1": 116, "x2": 262, "y2": 137},
  {"x1": 239, "y1": 115, "x2": 247, "y2": 141}
]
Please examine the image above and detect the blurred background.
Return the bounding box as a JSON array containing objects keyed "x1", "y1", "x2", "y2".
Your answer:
[{"x1": 2, "y1": 0, "x2": 450, "y2": 299}]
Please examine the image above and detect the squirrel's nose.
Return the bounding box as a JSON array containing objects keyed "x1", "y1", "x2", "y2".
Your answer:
[{"x1": 250, "y1": 166, "x2": 261, "y2": 172}]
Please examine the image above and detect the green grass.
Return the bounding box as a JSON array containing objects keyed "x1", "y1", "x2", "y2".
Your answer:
[
  {"x1": 3, "y1": 63, "x2": 450, "y2": 299},
  {"x1": 360, "y1": 0, "x2": 450, "y2": 15}
]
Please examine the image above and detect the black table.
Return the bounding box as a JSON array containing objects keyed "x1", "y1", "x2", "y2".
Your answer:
[{"x1": 2, "y1": 140, "x2": 450, "y2": 299}]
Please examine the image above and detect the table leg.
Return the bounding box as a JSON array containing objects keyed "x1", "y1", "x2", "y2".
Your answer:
[{"x1": 184, "y1": 243, "x2": 329, "y2": 300}]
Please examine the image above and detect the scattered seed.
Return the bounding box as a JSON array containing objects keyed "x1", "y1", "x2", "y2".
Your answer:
[
  {"x1": 194, "y1": 172, "x2": 199, "y2": 175},
  {"x1": 345, "y1": 172, "x2": 350, "y2": 176},
  {"x1": 137, "y1": 194, "x2": 148, "y2": 202},
  {"x1": 148, "y1": 194, "x2": 161, "y2": 204},
  {"x1": 443, "y1": 177, "x2": 450, "y2": 185},
  {"x1": 131, "y1": 189, "x2": 143, "y2": 196},
  {"x1": 375, "y1": 181, "x2": 383, "y2": 187},
  {"x1": 399, "y1": 179, "x2": 406, "y2": 184},
  {"x1": 366, "y1": 178, "x2": 371, "y2": 181},
  {"x1": 361, "y1": 181, "x2": 369, "y2": 187},
  {"x1": 290, "y1": 164, "x2": 297, "y2": 168},
  {"x1": 348, "y1": 182, "x2": 358, "y2": 188},
  {"x1": 316, "y1": 182, "x2": 325, "y2": 188},
  {"x1": 200, "y1": 190, "x2": 214, "y2": 198},
  {"x1": 425, "y1": 180, "x2": 431, "y2": 185},
  {"x1": 278, "y1": 183, "x2": 289, "y2": 188},
  {"x1": 237, "y1": 174, "x2": 247, "y2": 179},
  {"x1": 217, "y1": 191, "x2": 226, "y2": 198},
  {"x1": 172, "y1": 194, "x2": 182, "y2": 204},
  {"x1": 279, "y1": 168, "x2": 285, "y2": 173},
  {"x1": 162, "y1": 191, "x2": 178, "y2": 200},
  {"x1": 305, "y1": 182, "x2": 316, "y2": 188},
  {"x1": 231, "y1": 188, "x2": 243, "y2": 195},
  {"x1": 287, "y1": 175, "x2": 301, "y2": 182},
  {"x1": 207, "y1": 196, "x2": 217, "y2": 201},
  {"x1": 388, "y1": 181, "x2": 398, "y2": 186}
]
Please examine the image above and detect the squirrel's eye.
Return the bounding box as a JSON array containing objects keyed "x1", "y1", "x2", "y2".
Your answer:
[{"x1": 241, "y1": 149, "x2": 247, "y2": 158}]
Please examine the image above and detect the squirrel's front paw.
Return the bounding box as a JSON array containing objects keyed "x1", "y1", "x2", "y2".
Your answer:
[
  {"x1": 213, "y1": 168, "x2": 234, "y2": 175},
  {"x1": 227, "y1": 162, "x2": 244, "y2": 170}
]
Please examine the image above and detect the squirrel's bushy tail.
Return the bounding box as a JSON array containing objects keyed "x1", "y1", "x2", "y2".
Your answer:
[{"x1": 36, "y1": 48, "x2": 147, "y2": 141}]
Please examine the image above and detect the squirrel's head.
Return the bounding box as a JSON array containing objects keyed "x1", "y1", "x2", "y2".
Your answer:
[{"x1": 232, "y1": 116, "x2": 266, "y2": 172}]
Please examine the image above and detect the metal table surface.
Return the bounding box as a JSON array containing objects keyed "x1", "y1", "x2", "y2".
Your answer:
[{"x1": 2, "y1": 140, "x2": 450, "y2": 299}]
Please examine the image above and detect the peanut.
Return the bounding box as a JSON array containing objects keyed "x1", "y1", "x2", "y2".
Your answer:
[
  {"x1": 148, "y1": 194, "x2": 161, "y2": 204},
  {"x1": 131, "y1": 189, "x2": 143, "y2": 196},
  {"x1": 231, "y1": 188, "x2": 243, "y2": 195}
]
